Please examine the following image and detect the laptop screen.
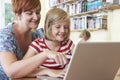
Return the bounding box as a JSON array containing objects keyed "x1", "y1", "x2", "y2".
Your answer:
[{"x1": 64, "y1": 42, "x2": 120, "y2": 80}]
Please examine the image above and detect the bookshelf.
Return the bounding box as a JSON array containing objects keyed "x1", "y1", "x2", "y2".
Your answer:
[
  {"x1": 70, "y1": 10, "x2": 99, "y2": 17},
  {"x1": 50, "y1": 0, "x2": 75, "y2": 7},
  {"x1": 107, "y1": 4, "x2": 120, "y2": 10},
  {"x1": 49, "y1": 0, "x2": 120, "y2": 32}
]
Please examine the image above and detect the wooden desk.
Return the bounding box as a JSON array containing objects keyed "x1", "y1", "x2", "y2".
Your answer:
[
  {"x1": 11, "y1": 76, "x2": 63, "y2": 80},
  {"x1": 37, "y1": 75, "x2": 63, "y2": 80},
  {"x1": 11, "y1": 76, "x2": 120, "y2": 80},
  {"x1": 11, "y1": 68, "x2": 120, "y2": 80},
  {"x1": 114, "y1": 75, "x2": 120, "y2": 80},
  {"x1": 114, "y1": 69, "x2": 120, "y2": 80}
]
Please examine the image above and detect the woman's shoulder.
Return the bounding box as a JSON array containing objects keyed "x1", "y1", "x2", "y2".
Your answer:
[
  {"x1": 0, "y1": 23, "x2": 19, "y2": 55},
  {"x1": 0, "y1": 23, "x2": 14, "y2": 35},
  {"x1": 0, "y1": 22, "x2": 16, "y2": 44}
]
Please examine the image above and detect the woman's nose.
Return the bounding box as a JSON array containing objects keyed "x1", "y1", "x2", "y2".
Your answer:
[{"x1": 33, "y1": 13, "x2": 38, "y2": 20}]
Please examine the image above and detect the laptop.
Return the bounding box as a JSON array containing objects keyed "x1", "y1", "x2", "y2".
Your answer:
[{"x1": 37, "y1": 42, "x2": 120, "y2": 80}]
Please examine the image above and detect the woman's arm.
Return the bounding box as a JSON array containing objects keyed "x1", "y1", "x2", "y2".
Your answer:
[
  {"x1": 0, "y1": 49, "x2": 47, "y2": 79},
  {"x1": 24, "y1": 49, "x2": 68, "y2": 67},
  {"x1": 23, "y1": 49, "x2": 68, "y2": 78},
  {"x1": 0, "y1": 48, "x2": 68, "y2": 79}
]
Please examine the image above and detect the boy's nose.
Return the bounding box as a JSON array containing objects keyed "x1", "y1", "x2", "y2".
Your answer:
[{"x1": 60, "y1": 26, "x2": 65, "y2": 32}]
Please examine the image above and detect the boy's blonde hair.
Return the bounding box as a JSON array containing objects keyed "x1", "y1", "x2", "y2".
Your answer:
[{"x1": 44, "y1": 8, "x2": 70, "y2": 41}]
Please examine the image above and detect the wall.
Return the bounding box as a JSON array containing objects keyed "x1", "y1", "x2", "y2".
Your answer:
[
  {"x1": 39, "y1": 0, "x2": 45, "y2": 28},
  {"x1": 108, "y1": 9, "x2": 120, "y2": 42},
  {"x1": 39, "y1": 0, "x2": 50, "y2": 28},
  {"x1": 0, "y1": 0, "x2": 5, "y2": 29}
]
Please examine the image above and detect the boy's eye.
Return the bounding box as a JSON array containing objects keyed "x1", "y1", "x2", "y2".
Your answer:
[
  {"x1": 64, "y1": 26, "x2": 69, "y2": 29},
  {"x1": 55, "y1": 25, "x2": 69, "y2": 29}
]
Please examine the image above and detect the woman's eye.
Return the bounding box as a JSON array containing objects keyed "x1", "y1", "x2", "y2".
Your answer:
[
  {"x1": 36, "y1": 11, "x2": 40, "y2": 14},
  {"x1": 26, "y1": 11, "x2": 40, "y2": 15},
  {"x1": 26, "y1": 11, "x2": 33, "y2": 15}
]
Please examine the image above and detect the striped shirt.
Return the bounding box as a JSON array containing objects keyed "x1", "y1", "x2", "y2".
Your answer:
[{"x1": 29, "y1": 38, "x2": 74, "y2": 69}]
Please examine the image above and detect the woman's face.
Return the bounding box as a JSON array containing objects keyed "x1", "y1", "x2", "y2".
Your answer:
[
  {"x1": 17, "y1": 6, "x2": 41, "y2": 29},
  {"x1": 51, "y1": 19, "x2": 69, "y2": 42}
]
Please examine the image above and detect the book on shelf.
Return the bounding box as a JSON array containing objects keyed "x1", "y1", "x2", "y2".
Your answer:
[
  {"x1": 94, "y1": 15, "x2": 107, "y2": 29},
  {"x1": 70, "y1": 14, "x2": 107, "y2": 31},
  {"x1": 87, "y1": 0, "x2": 103, "y2": 11},
  {"x1": 106, "y1": 0, "x2": 120, "y2": 4}
]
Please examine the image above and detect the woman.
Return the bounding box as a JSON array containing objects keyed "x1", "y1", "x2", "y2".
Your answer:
[{"x1": 0, "y1": 0, "x2": 67, "y2": 79}]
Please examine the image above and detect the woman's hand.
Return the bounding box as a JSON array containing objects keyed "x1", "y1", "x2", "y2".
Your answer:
[
  {"x1": 37, "y1": 68, "x2": 66, "y2": 78},
  {"x1": 46, "y1": 68, "x2": 66, "y2": 78},
  {"x1": 44, "y1": 50, "x2": 68, "y2": 67}
]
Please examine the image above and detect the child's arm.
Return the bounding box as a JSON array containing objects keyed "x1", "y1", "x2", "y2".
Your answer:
[
  {"x1": 23, "y1": 47, "x2": 37, "y2": 59},
  {"x1": 23, "y1": 48, "x2": 68, "y2": 77},
  {"x1": 23, "y1": 48, "x2": 68, "y2": 66}
]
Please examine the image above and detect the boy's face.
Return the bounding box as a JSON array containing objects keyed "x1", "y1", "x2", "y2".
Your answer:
[{"x1": 51, "y1": 19, "x2": 69, "y2": 42}]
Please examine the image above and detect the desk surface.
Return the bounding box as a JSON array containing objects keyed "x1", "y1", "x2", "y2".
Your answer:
[
  {"x1": 11, "y1": 78, "x2": 39, "y2": 80},
  {"x1": 11, "y1": 77, "x2": 120, "y2": 80},
  {"x1": 114, "y1": 69, "x2": 120, "y2": 80},
  {"x1": 11, "y1": 76, "x2": 63, "y2": 80},
  {"x1": 114, "y1": 75, "x2": 120, "y2": 80},
  {"x1": 37, "y1": 75, "x2": 63, "y2": 80},
  {"x1": 11, "y1": 75, "x2": 120, "y2": 80}
]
